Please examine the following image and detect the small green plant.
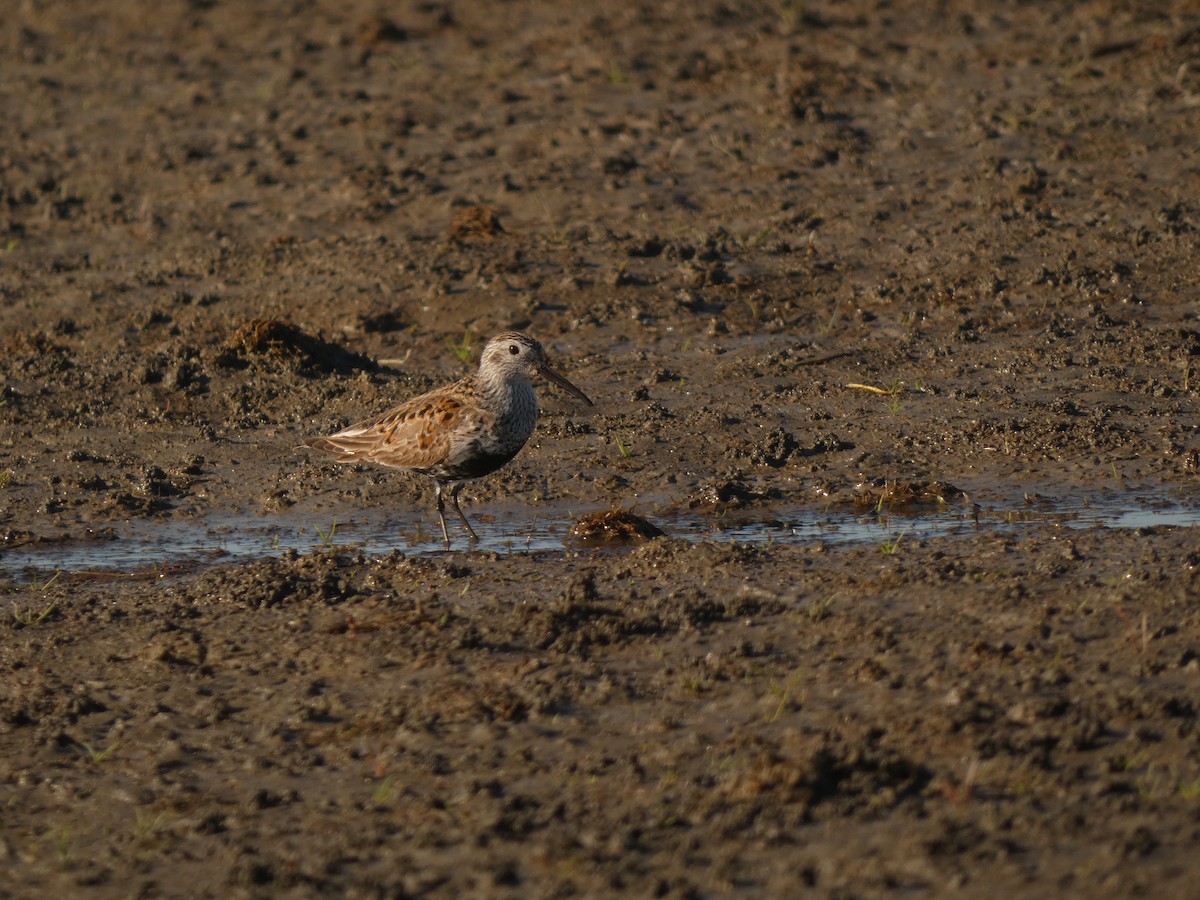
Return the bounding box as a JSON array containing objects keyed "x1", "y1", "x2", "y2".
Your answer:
[
  {"x1": 12, "y1": 596, "x2": 60, "y2": 626},
  {"x1": 372, "y1": 777, "x2": 395, "y2": 806},
  {"x1": 868, "y1": 374, "x2": 902, "y2": 415},
  {"x1": 314, "y1": 518, "x2": 338, "y2": 552},
  {"x1": 750, "y1": 223, "x2": 775, "y2": 248},
  {"x1": 30, "y1": 570, "x2": 61, "y2": 592},
  {"x1": 540, "y1": 203, "x2": 570, "y2": 245},
  {"x1": 1179, "y1": 776, "x2": 1200, "y2": 800},
  {"x1": 1010, "y1": 768, "x2": 1045, "y2": 795},
  {"x1": 615, "y1": 437, "x2": 632, "y2": 458},
  {"x1": 0, "y1": 470, "x2": 12, "y2": 487},
  {"x1": 54, "y1": 827, "x2": 71, "y2": 865},
  {"x1": 879, "y1": 525, "x2": 910, "y2": 556},
  {"x1": 710, "y1": 133, "x2": 746, "y2": 162},
  {"x1": 80, "y1": 741, "x2": 121, "y2": 763},
  {"x1": 1136, "y1": 763, "x2": 1169, "y2": 802},
  {"x1": 385, "y1": 54, "x2": 417, "y2": 72},
  {"x1": 1110, "y1": 757, "x2": 1200, "y2": 803},
  {"x1": 134, "y1": 807, "x2": 168, "y2": 841},
  {"x1": 766, "y1": 670, "x2": 805, "y2": 723},
  {"x1": 807, "y1": 595, "x2": 836, "y2": 621},
  {"x1": 446, "y1": 329, "x2": 475, "y2": 364},
  {"x1": 818, "y1": 302, "x2": 840, "y2": 334},
  {"x1": 12, "y1": 573, "x2": 62, "y2": 626},
  {"x1": 713, "y1": 755, "x2": 743, "y2": 777},
  {"x1": 774, "y1": 0, "x2": 803, "y2": 21},
  {"x1": 1117, "y1": 749, "x2": 1150, "y2": 773}
]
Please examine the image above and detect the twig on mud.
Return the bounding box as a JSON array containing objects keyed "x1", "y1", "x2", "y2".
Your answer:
[
  {"x1": 377, "y1": 349, "x2": 413, "y2": 367},
  {"x1": 846, "y1": 382, "x2": 904, "y2": 396}
]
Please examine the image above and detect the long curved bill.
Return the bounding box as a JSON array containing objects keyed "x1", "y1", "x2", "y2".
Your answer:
[{"x1": 539, "y1": 363, "x2": 593, "y2": 405}]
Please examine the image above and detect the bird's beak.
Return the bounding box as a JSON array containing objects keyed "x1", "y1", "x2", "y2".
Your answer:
[{"x1": 539, "y1": 363, "x2": 593, "y2": 406}]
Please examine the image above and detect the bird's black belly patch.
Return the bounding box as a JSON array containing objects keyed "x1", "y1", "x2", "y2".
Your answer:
[{"x1": 442, "y1": 450, "x2": 518, "y2": 480}]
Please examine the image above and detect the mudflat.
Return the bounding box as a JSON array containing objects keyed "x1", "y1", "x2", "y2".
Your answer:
[{"x1": 2, "y1": 1, "x2": 1200, "y2": 896}]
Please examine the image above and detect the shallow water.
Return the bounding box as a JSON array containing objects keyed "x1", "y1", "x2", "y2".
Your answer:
[{"x1": 2, "y1": 489, "x2": 1198, "y2": 583}]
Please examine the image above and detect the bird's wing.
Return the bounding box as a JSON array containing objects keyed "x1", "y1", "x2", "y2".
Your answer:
[{"x1": 305, "y1": 382, "x2": 483, "y2": 471}]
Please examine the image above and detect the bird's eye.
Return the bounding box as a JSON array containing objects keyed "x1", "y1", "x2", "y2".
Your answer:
[{"x1": 508, "y1": 344, "x2": 520, "y2": 355}]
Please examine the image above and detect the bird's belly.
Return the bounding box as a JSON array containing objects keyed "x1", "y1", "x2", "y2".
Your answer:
[
  {"x1": 432, "y1": 446, "x2": 520, "y2": 480},
  {"x1": 426, "y1": 405, "x2": 535, "y2": 481}
]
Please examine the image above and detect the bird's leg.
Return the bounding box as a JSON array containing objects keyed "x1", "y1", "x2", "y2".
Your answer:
[
  {"x1": 433, "y1": 480, "x2": 451, "y2": 547},
  {"x1": 449, "y1": 482, "x2": 480, "y2": 542}
]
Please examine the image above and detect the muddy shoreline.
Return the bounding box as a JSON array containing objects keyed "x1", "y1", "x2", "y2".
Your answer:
[{"x1": 3, "y1": 1, "x2": 1200, "y2": 896}]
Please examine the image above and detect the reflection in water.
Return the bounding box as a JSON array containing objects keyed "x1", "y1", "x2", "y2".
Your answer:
[{"x1": 2, "y1": 496, "x2": 1199, "y2": 582}]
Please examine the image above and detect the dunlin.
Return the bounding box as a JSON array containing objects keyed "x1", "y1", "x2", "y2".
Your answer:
[{"x1": 304, "y1": 331, "x2": 593, "y2": 545}]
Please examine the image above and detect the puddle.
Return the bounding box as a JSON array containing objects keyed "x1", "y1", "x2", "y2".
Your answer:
[{"x1": 2, "y1": 492, "x2": 1198, "y2": 583}]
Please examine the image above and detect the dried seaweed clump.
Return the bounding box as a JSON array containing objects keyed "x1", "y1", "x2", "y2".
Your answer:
[
  {"x1": 448, "y1": 205, "x2": 505, "y2": 242},
  {"x1": 213, "y1": 319, "x2": 374, "y2": 375},
  {"x1": 852, "y1": 480, "x2": 966, "y2": 512},
  {"x1": 570, "y1": 507, "x2": 666, "y2": 544}
]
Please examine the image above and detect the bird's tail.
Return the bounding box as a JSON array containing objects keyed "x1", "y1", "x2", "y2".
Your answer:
[{"x1": 301, "y1": 435, "x2": 374, "y2": 462}]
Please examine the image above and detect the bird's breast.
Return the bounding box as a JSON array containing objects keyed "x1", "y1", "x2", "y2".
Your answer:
[
  {"x1": 428, "y1": 383, "x2": 538, "y2": 481},
  {"x1": 499, "y1": 384, "x2": 538, "y2": 438}
]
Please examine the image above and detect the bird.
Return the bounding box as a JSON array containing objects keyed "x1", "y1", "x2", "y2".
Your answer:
[{"x1": 303, "y1": 331, "x2": 593, "y2": 546}]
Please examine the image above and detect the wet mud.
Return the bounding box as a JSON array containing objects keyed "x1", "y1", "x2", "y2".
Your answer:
[{"x1": 3, "y1": 0, "x2": 1200, "y2": 895}]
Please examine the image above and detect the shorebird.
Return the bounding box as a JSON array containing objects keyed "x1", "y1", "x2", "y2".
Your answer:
[{"x1": 304, "y1": 331, "x2": 593, "y2": 546}]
